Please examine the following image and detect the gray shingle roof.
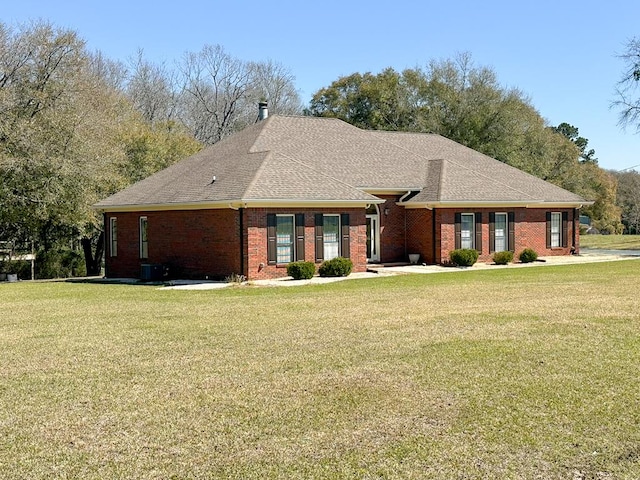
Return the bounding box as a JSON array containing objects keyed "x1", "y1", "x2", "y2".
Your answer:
[
  {"x1": 370, "y1": 131, "x2": 585, "y2": 204},
  {"x1": 95, "y1": 115, "x2": 588, "y2": 210}
]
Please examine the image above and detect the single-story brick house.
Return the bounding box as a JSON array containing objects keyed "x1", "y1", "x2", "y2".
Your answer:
[{"x1": 95, "y1": 111, "x2": 590, "y2": 280}]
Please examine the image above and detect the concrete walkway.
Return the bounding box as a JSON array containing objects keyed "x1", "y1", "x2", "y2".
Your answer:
[{"x1": 160, "y1": 249, "x2": 640, "y2": 290}]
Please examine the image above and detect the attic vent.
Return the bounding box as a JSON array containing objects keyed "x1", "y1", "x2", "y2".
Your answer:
[{"x1": 257, "y1": 101, "x2": 268, "y2": 121}]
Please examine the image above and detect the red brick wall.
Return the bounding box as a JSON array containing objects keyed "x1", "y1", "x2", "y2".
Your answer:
[
  {"x1": 406, "y1": 209, "x2": 435, "y2": 264},
  {"x1": 377, "y1": 196, "x2": 408, "y2": 263},
  {"x1": 245, "y1": 208, "x2": 367, "y2": 280},
  {"x1": 105, "y1": 209, "x2": 241, "y2": 279},
  {"x1": 436, "y1": 207, "x2": 580, "y2": 263},
  {"x1": 105, "y1": 206, "x2": 581, "y2": 280}
]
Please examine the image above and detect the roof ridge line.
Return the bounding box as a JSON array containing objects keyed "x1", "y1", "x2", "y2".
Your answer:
[{"x1": 241, "y1": 151, "x2": 273, "y2": 198}]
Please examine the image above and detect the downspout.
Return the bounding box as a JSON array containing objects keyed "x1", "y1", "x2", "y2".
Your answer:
[
  {"x1": 404, "y1": 208, "x2": 407, "y2": 260},
  {"x1": 572, "y1": 208, "x2": 577, "y2": 253},
  {"x1": 239, "y1": 207, "x2": 245, "y2": 277},
  {"x1": 103, "y1": 212, "x2": 107, "y2": 276},
  {"x1": 399, "y1": 190, "x2": 411, "y2": 261},
  {"x1": 399, "y1": 190, "x2": 413, "y2": 202},
  {"x1": 228, "y1": 203, "x2": 244, "y2": 276},
  {"x1": 432, "y1": 208, "x2": 437, "y2": 264}
]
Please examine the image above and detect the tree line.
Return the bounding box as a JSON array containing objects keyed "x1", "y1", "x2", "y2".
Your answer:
[
  {"x1": 307, "y1": 55, "x2": 623, "y2": 234},
  {"x1": 0, "y1": 21, "x2": 302, "y2": 276},
  {"x1": 1, "y1": 21, "x2": 639, "y2": 278}
]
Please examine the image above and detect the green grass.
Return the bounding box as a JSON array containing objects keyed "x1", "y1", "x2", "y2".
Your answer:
[
  {"x1": 581, "y1": 234, "x2": 640, "y2": 250},
  {"x1": 2, "y1": 262, "x2": 640, "y2": 479}
]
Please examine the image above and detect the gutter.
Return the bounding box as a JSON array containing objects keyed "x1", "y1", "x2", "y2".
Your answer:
[
  {"x1": 402, "y1": 201, "x2": 591, "y2": 209},
  {"x1": 95, "y1": 198, "x2": 385, "y2": 213}
]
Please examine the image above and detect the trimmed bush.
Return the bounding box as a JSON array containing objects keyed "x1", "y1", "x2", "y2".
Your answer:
[
  {"x1": 449, "y1": 248, "x2": 479, "y2": 267},
  {"x1": 492, "y1": 250, "x2": 514, "y2": 265},
  {"x1": 286, "y1": 261, "x2": 316, "y2": 280},
  {"x1": 318, "y1": 257, "x2": 353, "y2": 277},
  {"x1": 519, "y1": 248, "x2": 538, "y2": 263}
]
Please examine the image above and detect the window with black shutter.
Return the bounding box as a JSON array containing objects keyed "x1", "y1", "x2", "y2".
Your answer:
[
  {"x1": 475, "y1": 212, "x2": 482, "y2": 253},
  {"x1": 341, "y1": 213, "x2": 350, "y2": 258},
  {"x1": 267, "y1": 214, "x2": 277, "y2": 264},
  {"x1": 295, "y1": 213, "x2": 305, "y2": 261},
  {"x1": 508, "y1": 212, "x2": 515, "y2": 252},
  {"x1": 314, "y1": 213, "x2": 324, "y2": 262},
  {"x1": 489, "y1": 213, "x2": 496, "y2": 254},
  {"x1": 546, "y1": 211, "x2": 552, "y2": 248}
]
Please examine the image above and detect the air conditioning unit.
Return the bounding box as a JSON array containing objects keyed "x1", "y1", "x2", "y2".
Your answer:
[{"x1": 140, "y1": 263, "x2": 163, "y2": 281}]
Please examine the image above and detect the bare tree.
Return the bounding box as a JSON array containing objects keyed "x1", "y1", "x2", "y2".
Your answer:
[
  {"x1": 239, "y1": 59, "x2": 302, "y2": 122},
  {"x1": 88, "y1": 50, "x2": 127, "y2": 92},
  {"x1": 177, "y1": 44, "x2": 254, "y2": 144},
  {"x1": 126, "y1": 49, "x2": 178, "y2": 124},
  {"x1": 614, "y1": 37, "x2": 640, "y2": 132}
]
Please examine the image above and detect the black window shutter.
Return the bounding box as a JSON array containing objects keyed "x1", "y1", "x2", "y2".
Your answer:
[
  {"x1": 508, "y1": 212, "x2": 515, "y2": 252},
  {"x1": 572, "y1": 208, "x2": 578, "y2": 248},
  {"x1": 489, "y1": 212, "x2": 495, "y2": 253},
  {"x1": 295, "y1": 213, "x2": 305, "y2": 261},
  {"x1": 267, "y1": 214, "x2": 277, "y2": 265},
  {"x1": 314, "y1": 214, "x2": 324, "y2": 262},
  {"x1": 454, "y1": 212, "x2": 461, "y2": 249},
  {"x1": 546, "y1": 211, "x2": 552, "y2": 248},
  {"x1": 341, "y1": 213, "x2": 350, "y2": 258},
  {"x1": 562, "y1": 211, "x2": 568, "y2": 248},
  {"x1": 475, "y1": 212, "x2": 482, "y2": 253}
]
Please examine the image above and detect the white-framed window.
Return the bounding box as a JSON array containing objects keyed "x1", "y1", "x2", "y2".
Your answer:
[
  {"x1": 109, "y1": 217, "x2": 117, "y2": 257},
  {"x1": 550, "y1": 212, "x2": 561, "y2": 247},
  {"x1": 461, "y1": 213, "x2": 475, "y2": 249},
  {"x1": 494, "y1": 213, "x2": 507, "y2": 253},
  {"x1": 139, "y1": 216, "x2": 148, "y2": 259},
  {"x1": 276, "y1": 214, "x2": 295, "y2": 264},
  {"x1": 323, "y1": 214, "x2": 340, "y2": 260}
]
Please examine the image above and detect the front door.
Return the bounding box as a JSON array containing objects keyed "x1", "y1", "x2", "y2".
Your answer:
[{"x1": 366, "y1": 214, "x2": 380, "y2": 262}]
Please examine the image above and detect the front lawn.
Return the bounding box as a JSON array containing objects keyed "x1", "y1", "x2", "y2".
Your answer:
[
  {"x1": 1, "y1": 262, "x2": 640, "y2": 479},
  {"x1": 581, "y1": 233, "x2": 640, "y2": 250}
]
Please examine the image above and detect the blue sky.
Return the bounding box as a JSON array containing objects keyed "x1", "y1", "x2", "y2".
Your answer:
[{"x1": 4, "y1": 0, "x2": 640, "y2": 171}]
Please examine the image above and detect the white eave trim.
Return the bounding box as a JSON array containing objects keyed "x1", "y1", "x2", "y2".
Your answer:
[
  {"x1": 234, "y1": 198, "x2": 385, "y2": 208},
  {"x1": 401, "y1": 200, "x2": 591, "y2": 209},
  {"x1": 94, "y1": 201, "x2": 236, "y2": 213},
  {"x1": 95, "y1": 198, "x2": 385, "y2": 212}
]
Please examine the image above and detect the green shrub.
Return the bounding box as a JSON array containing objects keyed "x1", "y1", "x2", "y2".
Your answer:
[
  {"x1": 0, "y1": 259, "x2": 18, "y2": 274},
  {"x1": 449, "y1": 249, "x2": 479, "y2": 267},
  {"x1": 286, "y1": 261, "x2": 316, "y2": 280},
  {"x1": 519, "y1": 248, "x2": 538, "y2": 263},
  {"x1": 492, "y1": 250, "x2": 514, "y2": 265},
  {"x1": 318, "y1": 257, "x2": 353, "y2": 277},
  {"x1": 36, "y1": 249, "x2": 86, "y2": 279}
]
